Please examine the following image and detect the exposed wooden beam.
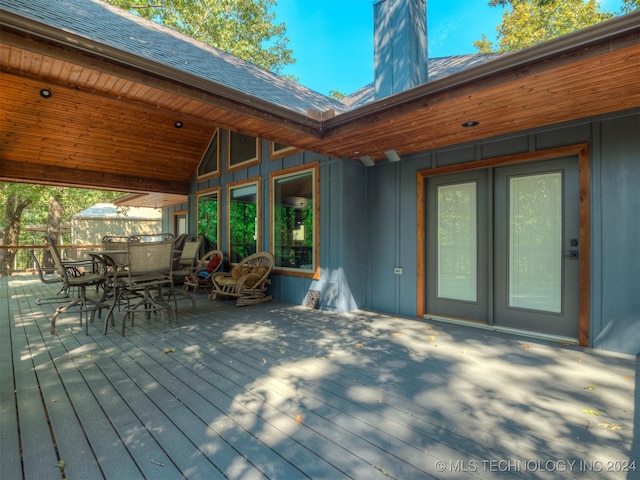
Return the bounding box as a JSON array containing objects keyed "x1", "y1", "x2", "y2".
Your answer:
[{"x1": 0, "y1": 160, "x2": 189, "y2": 194}]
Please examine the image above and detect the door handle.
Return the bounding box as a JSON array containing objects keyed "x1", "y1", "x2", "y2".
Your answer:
[{"x1": 564, "y1": 250, "x2": 579, "y2": 259}]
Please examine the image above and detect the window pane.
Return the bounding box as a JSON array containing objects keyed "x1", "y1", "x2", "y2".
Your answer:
[
  {"x1": 197, "y1": 193, "x2": 218, "y2": 247},
  {"x1": 273, "y1": 171, "x2": 314, "y2": 270},
  {"x1": 229, "y1": 131, "x2": 258, "y2": 167},
  {"x1": 229, "y1": 183, "x2": 257, "y2": 262},
  {"x1": 273, "y1": 142, "x2": 290, "y2": 152},
  {"x1": 198, "y1": 130, "x2": 219, "y2": 178},
  {"x1": 175, "y1": 214, "x2": 187, "y2": 236},
  {"x1": 509, "y1": 172, "x2": 562, "y2": 312},
  {"x1": 437, "y1": 182, "x2": 477, "y2": 302}
]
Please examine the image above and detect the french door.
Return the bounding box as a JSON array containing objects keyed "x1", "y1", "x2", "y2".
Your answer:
[{"x1": 426, "y1": 157, "x2": 580, "y2": 338}]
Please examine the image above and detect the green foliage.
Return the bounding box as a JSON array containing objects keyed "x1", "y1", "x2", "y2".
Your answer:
[
  {"x1": 105, "y1": 0, "x2": 294, "y2": 74},
  {"x1": 197, "y1": 195, "x2": 218, "y2": 245},
  {"x1": 328, "y1": 90, "x2": 346, "y2": 101},
  {"x1": 229, "y1": 201, "x2": 257, "y2": 262},
  {"x1": 0, "y1": 182, "x2": 123, "y2": 244},
  {"x1": 621, "y1": 0, "x2": 640, "y2": 13},
  {"x1": 475, "y1": 0, "x2": 616, "y2": 53}
]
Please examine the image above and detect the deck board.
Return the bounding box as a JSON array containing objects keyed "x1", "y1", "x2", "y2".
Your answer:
[
  {"x1": 3, "y1": 275, "x2": 638, "y2": 479},
  {"x1": 1, "y1": 279, "x2": 23, "y2": 480}
]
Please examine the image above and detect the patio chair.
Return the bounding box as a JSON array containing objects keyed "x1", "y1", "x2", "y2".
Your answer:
[
  {"x1": 169, "y1": 235, "x2": 203, "y2": 312},
  {"x1": 119, "y1": 234, "x2": 175, "y2": 335},
  {"x1": 183, "y1": 249, "x2": 224, "y2": 294},
  {"x1": 29, "y1": 249, "x2": 70, "y2": 304},
  {"x1": 45, "y1": 235, "x2": 108, "y2": 335},
  {"x1": 209, "y1": 251, "x2": 273, "y2": 306},
  {"x1": 102, "y1": 235, "x2": 129, "y2": 266}
]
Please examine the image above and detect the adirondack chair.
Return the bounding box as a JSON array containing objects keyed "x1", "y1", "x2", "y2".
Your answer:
[
  {"x1": 208, "y1": 251, "x2": 273, "y2": 306},
  {"x1": 183, "y1": 249, "x2": 224, "y2": 294}
]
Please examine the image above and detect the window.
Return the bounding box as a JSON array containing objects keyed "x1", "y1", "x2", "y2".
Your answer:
[
  {"x1": 173, "y1": 210, "x2": 187, "y2": 236},
  {"x1": 197, "y1": 188, "x2": 220, "y2": 248},
  {"x1": 197, "y1": 129, "x2": 220, "y2": 180},
  {"x1": 271, "y1": 164, "x2": 318, "y2": 276},
  {"x1": 228, "y1": 178, "x2": 261, "y2": 263},
  {"x1": 227, "y1": 131, "x2": 260, "y2": 172},
  {"x1": 270, "y1": 141, "x2": 297, "y2": 160}
]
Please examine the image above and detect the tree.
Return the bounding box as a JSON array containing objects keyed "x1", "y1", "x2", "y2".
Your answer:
[
  {"x1": 474, "y1": 0, "x2": 615, "y2": 53},
  {"x1": 105, "y1": 0, "x2": 295, "y2": 74},
  {"x1": 0, "y1": 183, "x2": 124, "y2": 273},
  {"x1": 0, "y1": 184, "x2": 41, "y2": 274},
  {"x1": 621, "y1": 0, "x2": 640, "y2": 13}
]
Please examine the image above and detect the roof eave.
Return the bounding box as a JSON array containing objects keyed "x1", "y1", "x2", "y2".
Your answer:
[
  {"x1": 324, "y1": 11, "x2": 640, "y2": 132},
  {"x1": 0, "y1": 8, "x2": 324, "y2": 136}
]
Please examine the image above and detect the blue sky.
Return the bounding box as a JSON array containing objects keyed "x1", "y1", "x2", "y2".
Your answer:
[{"x1": 273, "y1": 0, "x2": 625, "y2": 96}]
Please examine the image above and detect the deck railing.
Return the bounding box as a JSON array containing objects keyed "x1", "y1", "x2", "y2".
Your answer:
[{"x1": 0, "y1": 244, "x2": 101, "y2": 276}]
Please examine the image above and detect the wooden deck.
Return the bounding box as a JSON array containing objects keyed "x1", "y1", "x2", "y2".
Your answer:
[{"x1": 1, "y1": 275, "x2": 638, "y2": 480}]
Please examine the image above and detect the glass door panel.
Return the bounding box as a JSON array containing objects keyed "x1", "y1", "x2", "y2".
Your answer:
[
  {"x1": 508, "y1": 172, "x2": 562, "y2": 313},
  {"x1": 426, "y1": 171, "x2": 488, "y2": 322},
  {"x1": 437, "y1": 182, "x2": 477, "y2": 302},
  {"x1": 494, "y1": 158, "x2": 579, "y2": 337}
]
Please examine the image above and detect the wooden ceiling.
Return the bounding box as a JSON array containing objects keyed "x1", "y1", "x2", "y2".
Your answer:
[{"x1": 1, "y1": 12, "x2": 639, "y2": 199}]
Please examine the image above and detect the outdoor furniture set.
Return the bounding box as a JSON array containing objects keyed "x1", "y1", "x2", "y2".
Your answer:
[{"x1": 44, "y1": 234, "x2": 273, "y2": 336}]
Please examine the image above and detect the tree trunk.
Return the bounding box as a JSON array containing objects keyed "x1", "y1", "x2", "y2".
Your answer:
[
  {"x1": 1, "y1": 193, "x2": 32, "y2": 275},
  {"x1": 43, "y1": 189, "x2": 63, "y2": 268}
]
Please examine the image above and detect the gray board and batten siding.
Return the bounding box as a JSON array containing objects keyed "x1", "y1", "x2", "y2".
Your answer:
[{"x1": 171, "y1": 108, "x2": 640, "y2": 356}]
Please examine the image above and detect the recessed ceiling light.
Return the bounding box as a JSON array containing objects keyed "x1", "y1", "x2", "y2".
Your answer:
[
  {"x1": 461, "y1": 120, "x2": 480, "y2": 128},
  {"x1": 39, "y1": 88, "x2": 52, "y2": 98},
  {"x1": 174, "y1": 121, "x2": 183, "y2": 128}
]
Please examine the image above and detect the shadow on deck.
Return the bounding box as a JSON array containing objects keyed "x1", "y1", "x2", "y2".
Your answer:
[{"x1": 1, "y1": 275, "x2": 638, "y2": 479}]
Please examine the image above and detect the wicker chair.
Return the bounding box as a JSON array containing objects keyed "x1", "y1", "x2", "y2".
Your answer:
[
  {"x1": 45, "y1": 235, "x2": 108, "y2": 335},
  {"x1": 208, "y1": 251, "x2": 273, "y2": 306},
  {"x1": 183, "y1": 250, "x2": 224, "y2": 294}
]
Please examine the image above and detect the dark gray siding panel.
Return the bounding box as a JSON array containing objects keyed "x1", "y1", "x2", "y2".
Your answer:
[
  {"x1": 435, "y1": 144, "x2": 475, "y2": 167},
  {"x1": 311, "y1": 159, "x2": 363, "y2": 312},
  {"x1": 592, "y1": 113, "x2": 640, "y2": 355},
  {"x1": 536, "y1": 122, "x2": 592, "y2": 150},
  {"x1": 367, "y1": 162, "x2": 402, "y2": 313},
  {"x1": 163, "y1": 202, "x2": 189, "y2": 234},
  {"x1": 342, "y1": 160, "x2": 367, "y2": 309},
  {"x1": 481, "y1": 134, "x2": 529, "y2": 159},
  {"x1": 398, "y1": 156, "x2": 422, "y2": 316}
]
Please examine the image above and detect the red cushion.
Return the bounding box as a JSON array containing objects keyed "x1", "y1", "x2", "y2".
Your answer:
[{"x1": 205, "y1": 256, "x2": 221, "y2": 272}]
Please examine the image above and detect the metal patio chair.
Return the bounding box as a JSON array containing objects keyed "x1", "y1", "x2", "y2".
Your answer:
[
  {"x1": 169, "y1": 235, "x2": 203, "y2": 312},
  {"x1": 29, "y1": 249, "x2": 70, "y2": 304},
  {"x1": 45, "y1": 235, "x2": 108, "y2": 335},
  {"x1": 119, "y1": 234, "x2": 175, "y2": 335}
]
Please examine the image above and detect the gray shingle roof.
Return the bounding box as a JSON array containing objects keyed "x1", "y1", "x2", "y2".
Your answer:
[
  {"x1": 3, "y1": 0, "x2": 503, "y2": 114},
  {"x1": 341, "y1": 53, "x2": 504, "y2": 109},
  {"x1": 2, "y1": 0, "x2": 348, "y2": 115}
]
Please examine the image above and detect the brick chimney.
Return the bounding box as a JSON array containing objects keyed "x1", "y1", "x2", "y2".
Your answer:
[{"x1": 373, "y1": 0, "x2": 428, "y2": 100}]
